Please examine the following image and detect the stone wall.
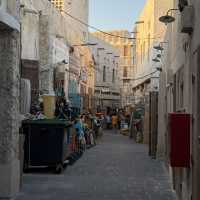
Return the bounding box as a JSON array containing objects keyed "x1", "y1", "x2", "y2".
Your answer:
[
  {"x1": 0, "y1": 31, "x2": 20, "y2": 163},
  {"x1": 0, "y1": 30, "x2": 20, "y2": 198},
  {"x1": 0, "y1": 0, "x2": 21, "y2": 198}
]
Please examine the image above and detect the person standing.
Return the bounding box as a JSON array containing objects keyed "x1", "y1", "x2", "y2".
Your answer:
[
  {"x1": 74, "y1": 117, "x2": 85, "y2": 154},
  {"x1": 117, "y1": 112, "x2": 122, "y2": 130},
  {"x1": 112, "y1": 113, "x2": 118, "y2": 133}
]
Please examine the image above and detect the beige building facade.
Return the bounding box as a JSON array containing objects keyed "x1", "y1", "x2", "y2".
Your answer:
[
  {"x1": 92, "y1": 30, "x2": 135, "y2": 107},
  {"x1": 132, "y1": 0, "x2": 173, "y2": 145},
  {"x1": 157, "y1": 0, "x2": 200, "y2": 200},
  {"x1": 133, "y1": 0, "x2": 173, "y2": 103},
  {"x1": 89, "y1": 34, "x2": 120, "y2": 111}
]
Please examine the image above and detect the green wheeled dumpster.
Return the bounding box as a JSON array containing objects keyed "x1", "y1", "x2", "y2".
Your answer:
[{"x1": 22, "y1": 119, "x2": 72, "y2": 173}]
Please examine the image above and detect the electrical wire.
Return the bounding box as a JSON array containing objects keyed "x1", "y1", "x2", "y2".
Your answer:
[
  {"x1": 39, "y1": 3, "x2": 160, "y2": 83},
  {"x1": 62, "y1": 10, "x2": 161, "y2": 41},
  {"x1": 61, "y1": 10, "x2": 135, "y2": 40}
]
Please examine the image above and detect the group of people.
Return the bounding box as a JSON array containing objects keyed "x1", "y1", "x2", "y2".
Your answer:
[
  {"x1": 105, "y1": 113, "x2": 119, "y2": 130},
  {"x1": 73, "y1": 114, "x2": 102, "y2": 152},
  {"x1": 104, "y1": 110, "x2": 131, "y2": 131}
]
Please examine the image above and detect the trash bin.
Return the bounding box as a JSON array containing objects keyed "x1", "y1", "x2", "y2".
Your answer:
[{"x1": 22, "y1": 119, "x2": 72, "y2": 173}]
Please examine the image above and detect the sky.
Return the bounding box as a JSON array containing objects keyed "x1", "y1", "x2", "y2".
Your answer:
[{"x1": 89, "y1": 0, "x2": 146, "y2": 32}]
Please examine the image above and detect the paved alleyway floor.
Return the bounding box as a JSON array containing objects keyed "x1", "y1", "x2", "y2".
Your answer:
[{"x1": 16, "y1": 130, "x2": 176, "y2": 200}]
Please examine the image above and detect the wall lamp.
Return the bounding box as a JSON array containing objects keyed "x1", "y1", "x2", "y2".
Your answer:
[
  {"x1": 135, "y1": 21, "x2": 144, "y2": 24},
  {"x1": 153, "y1": 42, "x2": 168, "y2": 51},
  {"x1": 152, "y1": 53, "x2": 162, "y2": 62},
  {"x1": 156, "y1": 54, "x2": 162, "y2": 58},
  {"x1": 159, "y1": 9, "x2": 179, "y2": 24},
  {"x1": 56, "y1": 34, "x2": 64, "y2": 39},
  {"x1": 156, "y1": 67, "x2": 162, "y2": 72},
  {"x1": 97, "y1": 48, "x2": 105, "y2": 50},
  {"x1": 72, "y1": 43, "x2": 97, "y2": 47},
  {"x1": 154, "y1": 45, "x2": 164, "y2": 51},
  {"x1": 130, "y1": 31, "x2": 138, "y2": 34},
  {"x1": 62, "y1": 60, "x2": 68, "y2": 64},
  {"x1": 152, "y1": 58, "x2": 160, "y2": 63}
]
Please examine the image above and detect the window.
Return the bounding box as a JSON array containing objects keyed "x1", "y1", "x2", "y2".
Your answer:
[
  {"x1": 116, "y1": 63, "x2": 118, "y2": 69},
  {"x1": 103, "y1": 66, "x2": 106, "y2": 82},
  {"x1": 112, "y1": 69, "x2": 115, "y2": 83},
  {"x1": 123, "y1": 67, "x2": 128, "y2": 78},
  {"x1": 123, "y1": 79, "x2": 130, "y2": 84},
  {"x1": 147, "y1": 34, "x2": 150, "y2": 61},
  {"x1": 174, "y1": 66, "x2": 184, "y2": 111},
  {"x1": 148, "y1": 21, "x2": 151, "y2": 29},
  {"x1": 124, "y1": 45, "x2": 129, "y2": 57},
  {"x1": 143, "y1": 41, "x2": 146, "y2": 60}
]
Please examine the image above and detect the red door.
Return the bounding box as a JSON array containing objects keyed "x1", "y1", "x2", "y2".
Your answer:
[{"x1": 169, "y1": 113, "x2": 190, "y2": 168}]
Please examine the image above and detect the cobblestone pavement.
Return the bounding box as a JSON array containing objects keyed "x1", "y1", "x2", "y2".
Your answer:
[{"x1": 16, "y1": 131, "x2": 176, "y2": 200}]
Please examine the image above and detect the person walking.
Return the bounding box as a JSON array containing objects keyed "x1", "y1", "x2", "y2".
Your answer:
[
  {"x1": 117, "y1": 112, "x2": 122, "y2": 130},
  {"x1": 106, "y1": 114, "x2": 111, "y2": 129},
  {"x1": 74, "y1": 117, "x2": 85, "y2": 154},
  {"x1": 112, "y1": 113, "x2": 118, "y2": 133}
]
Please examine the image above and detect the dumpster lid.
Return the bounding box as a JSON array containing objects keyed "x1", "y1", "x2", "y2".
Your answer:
[{"x1": 22, "y1": 119, "x2": 72, "y2": 127}]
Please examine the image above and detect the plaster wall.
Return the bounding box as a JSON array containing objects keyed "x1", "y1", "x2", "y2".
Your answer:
[
  {"x1": 134, "y1": 0, "x2": 173, "y2": 90},
  {"x1": 157, "y1": 0, "x2": 200, "y2": 199}
]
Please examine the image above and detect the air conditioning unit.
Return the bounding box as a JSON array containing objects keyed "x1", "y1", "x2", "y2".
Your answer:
[
  {"x1": 180, "y1": 5, "x2": 194, "y2": 34},
  {"x1": 0, "y1": 0, "x2": 20, "y2": 31}
]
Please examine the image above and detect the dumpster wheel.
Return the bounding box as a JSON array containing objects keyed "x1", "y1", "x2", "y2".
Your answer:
[{"x1": 55, "y1": 163, "x2": 64, "y2": 174}]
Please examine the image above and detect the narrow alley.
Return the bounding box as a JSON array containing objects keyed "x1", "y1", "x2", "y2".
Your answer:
[
  {"x1": 1, "y1": 0, "x2": 200, "y2": 200},
  {"x1": 16, "y1": 131, "x2": 176, "y2": 200}
]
